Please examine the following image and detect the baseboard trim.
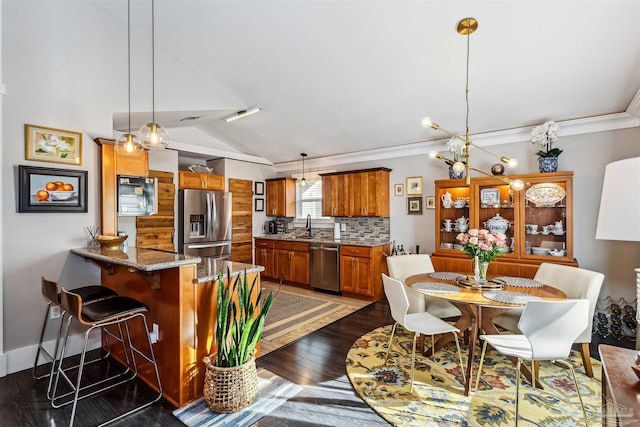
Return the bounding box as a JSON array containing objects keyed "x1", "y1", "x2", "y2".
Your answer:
[{"x1": 6, "y1": 333, "x2": 101, "y2": 376}]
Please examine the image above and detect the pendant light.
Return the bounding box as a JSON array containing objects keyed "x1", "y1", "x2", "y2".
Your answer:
[
  {"x1": 139, "y1": 0, "x2": 169, "y2": 150},
  {"x1": 115, "y1": 0, "x2": 144, "y2": 157},
  {"x1": 300, "y1": 153, "x2": 307, "y2": 186},
  {"x1": 424, "y1": 18, "x2": 523, "y2": 191}
]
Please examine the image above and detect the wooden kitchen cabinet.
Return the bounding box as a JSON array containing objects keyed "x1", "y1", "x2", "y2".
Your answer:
[
  {"x1": 431, "y1": 171, "x2": 578, "y2": 278},
  {"x1": 254, "y1": 239, "x2": 276, "y2": 278},
  {"x1": 178, "y1": 171, "x2": 224, "y2": 190},
  {"x1": 95, "y1": 138, "x2": 150, "y2": 236},
  {"x1": 321, "y1": 168, "x2": 391, "y2": 217},
  {"x1": 339, "y1": 244, "x2": 389, "y2": 301},
  {"x1": 273, "y1": 240, "x2": 310, "y2": 285},
  {"x1": 265, "y1": 178, "x2": 296, "y2": 217}
]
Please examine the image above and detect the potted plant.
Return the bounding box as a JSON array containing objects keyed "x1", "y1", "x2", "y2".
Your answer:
[
  {"x1": 531, "y1": 121, "x2": 561, "y2": 172},
  {"x1": 456, "y1": 228, "x2": 508, "y2": 282},
  {"x1": 202, "y1": 269, "x2": 276, "y2": 413},
  {"x1": 446, "y1": 137, "x2": 466, "y2": 179}
]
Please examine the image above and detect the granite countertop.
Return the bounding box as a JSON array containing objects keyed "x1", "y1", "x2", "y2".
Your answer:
[
  {"x1": 195, "y1": 259, "x2": 264, "y2": 284},
  {"x1": 72, "y1": 247, "x2": 264, "y2": 283},
  {"x1": 254, "y1": 234, "x2": 390, "y2": 247},
  {"x1": 71, "y1": 247, "x2": 201, "y2": 272}
]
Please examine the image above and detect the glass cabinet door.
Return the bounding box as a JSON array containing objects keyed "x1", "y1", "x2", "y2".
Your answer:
[
  {"x1": 476, "y1": 182, "x2": 517, "y2": 258},
  {"x1": 521, "y1": 178, "x2": 570, "y2": 260},
  {"x1": 436, "y1": 184, "x2": 470, "y2": 251}
]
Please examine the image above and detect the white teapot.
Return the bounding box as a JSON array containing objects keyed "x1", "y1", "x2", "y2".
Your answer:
[
  {"x1": 441, "y1": 191, "x2": 453, "y2": 208},
  {"x1": 456, "y1": 216, "x2": 469, "y2": 227}
]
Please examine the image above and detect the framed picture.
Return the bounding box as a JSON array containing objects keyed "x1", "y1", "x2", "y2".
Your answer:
[
  {"x1": 254, "y1": 198, "x2": 264, "y2": 212},
  {"x1": 426, "y1": 196, "x2": 436, "y2": 209},
  {"x1": 406, "y1": 176, "x2": 423, "y2": 195},
  {"x1": 394, "y1": 183, "x2": 404, "y2": 196},
  {"x1": 254, "y1": 181, "x2": 264, "y2": 196},
  {"x1": 407, "y1": 196, "x2": 423, "y2": 215},
  {"x1": 19, "y1": 165, "x2": 87, "y2": 212},
  {"x1": 25, "y1": 124, "x2": 82, "y2": 166}
]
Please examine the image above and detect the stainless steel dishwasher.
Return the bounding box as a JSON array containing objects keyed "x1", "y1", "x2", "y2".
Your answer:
[{"x1": 310, "y1": 243, "x2": 340, "y2": 292}]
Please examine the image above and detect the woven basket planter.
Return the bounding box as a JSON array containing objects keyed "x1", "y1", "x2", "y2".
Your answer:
[{"x1": 202, "y1": 352, "x2": 258, "y2": 413}]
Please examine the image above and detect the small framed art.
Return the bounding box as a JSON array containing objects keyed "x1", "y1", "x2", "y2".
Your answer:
[
  {"x1": 394, "y1": 184, "x2": 404, "y2": 196},
  {"x1": 18, "y1": 165, "x2": 87, "y2": 213},
  {"x1": 426, "y1": 196, "x2": 436, "y2": 209},
  {"x1": 254, "y1": 198, "x2": 264, "y2": 212},
  {"x1": 254, "y1": 181, "x2": 265, "y2": 196},
  {"x1": 406, "y1": 176, "x2": 423, "y2": 195},
  {"x1": 407, "y1": 196, "x2": 423, "y2": 215},
  {"x1": 25, "y1": 124, "x2": 82, "y2": 166}
]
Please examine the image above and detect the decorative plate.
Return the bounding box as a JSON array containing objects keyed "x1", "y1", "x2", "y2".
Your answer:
[
  {"x1": 480, "y1": 188, "x2": 500, "y2": 207},
  {"x1": 483, "y1": 291, "x2": 541, "y2": 305},
  {"x1": 427, "y1": 272, "x2": 466, "y2": 281},
  {"x1": 188, "y1": 164, "x2": 213, "y2": 174},
  {"x1": 412, "y1": 282, "x2": 460, "y2": 294},
  {"x1": 525, "y1": 183, "x2": 566, "y2": 207},
  {"x1": 493, "y1": 276, "x2": 543, "y2": 288}
]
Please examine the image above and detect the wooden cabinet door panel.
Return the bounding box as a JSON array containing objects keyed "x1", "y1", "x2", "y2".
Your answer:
[
  {"x1": 291, "y1": 252, "x2": 310, "y2": 284},
  {"x1": 274, "y1": 249, "x2": 293, "y2": 281},
  {"x1": 255, "y1": 247, "x2": 275, "y2": 278},
  {"x1": 205, "y1": 174, "x2": 224, "y2": 191}
]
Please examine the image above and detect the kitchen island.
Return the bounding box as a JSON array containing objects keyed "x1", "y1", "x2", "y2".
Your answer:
[{"x1": 70, "y1": 247, "x2": 264, "y2": 407}]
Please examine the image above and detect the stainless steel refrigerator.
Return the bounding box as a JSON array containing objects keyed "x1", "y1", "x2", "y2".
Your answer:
[{"x1": 178, "y1": 189, "x2": 232, "y2": 260}]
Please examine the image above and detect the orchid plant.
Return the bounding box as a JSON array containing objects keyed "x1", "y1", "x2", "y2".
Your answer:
[
  {"x1": 456, "y1": 228, "x2": 508, "y2": 263},
  {"x1": 531, "y1": 121, "x2": 561, "y2": 158},
  {"x1": 446, "y1": 137, "x2": 465, "y2": 164}
]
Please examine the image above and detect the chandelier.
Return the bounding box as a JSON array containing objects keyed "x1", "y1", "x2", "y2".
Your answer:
[{"x1": 423, "y1": 18, "x2": 524, "y2": 191}]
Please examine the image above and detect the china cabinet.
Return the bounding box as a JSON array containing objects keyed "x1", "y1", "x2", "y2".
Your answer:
[
  {"x1": 431, "y1": 171, "x2": 577, "y2": 278},
  {"x1": 320, "y1": 167, "x2": 391, "y2": 217},
  {"x1": 265, "y1": 178, "x2": 296, "y2": 217}
]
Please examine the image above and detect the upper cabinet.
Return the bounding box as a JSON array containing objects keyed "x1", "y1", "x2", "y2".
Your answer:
[
  {"x1": 320, "y1": 168, "x2": 391, "y2": 217},
  {"x1": 432, "y1": 171, "x2": 576, "y2": 278},
  {"x1": 265, "y1": 178, "x2": 296, "y2": 217},
  {"x1": 95, "y1": 138, "x2": 150, "y2": 236},
  {"x1": 178, "y1": 171, "x2": 224, "y2": 191}
]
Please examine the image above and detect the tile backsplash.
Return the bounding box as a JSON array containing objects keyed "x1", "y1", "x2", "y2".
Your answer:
[{"x1": 280, "y1": 217, "x2": 390, "y2": 243}]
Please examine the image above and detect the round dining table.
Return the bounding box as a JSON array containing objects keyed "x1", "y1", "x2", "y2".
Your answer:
[{"x1": 405, "y1": 272, "x2": 566, "y2": 396}]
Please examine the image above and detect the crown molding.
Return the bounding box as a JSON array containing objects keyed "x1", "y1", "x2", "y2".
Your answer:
[
  {"x1": 273, "y1": 112, "x2": 640, "y2": 173},
  {"x1": 169, "y1": 139, "x2": 273, "y2": 165}
]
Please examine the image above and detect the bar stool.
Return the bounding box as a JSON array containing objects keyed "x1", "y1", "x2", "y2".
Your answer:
[
  {"x1": 33, "y1": 277, "x2": 118, "y2": 389},
  {"x1": 52, "y1": 287, "x2": 162, "y2": 426}
]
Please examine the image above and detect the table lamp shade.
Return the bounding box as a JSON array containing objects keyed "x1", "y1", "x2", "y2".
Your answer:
[{"x1": 596, "y1": 157, "x2": 640, "y2": 242}]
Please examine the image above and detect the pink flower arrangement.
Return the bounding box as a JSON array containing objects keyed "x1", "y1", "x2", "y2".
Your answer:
[{"x1": 456, "y1": 229, "x2": 508, "y2": 262}]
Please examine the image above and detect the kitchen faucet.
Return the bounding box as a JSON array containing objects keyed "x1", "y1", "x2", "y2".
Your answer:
[{"x1": 306, "y1": 214, "x2": 312, "y2": 236}]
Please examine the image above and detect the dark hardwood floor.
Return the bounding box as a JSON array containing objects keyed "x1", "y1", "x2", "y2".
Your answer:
[
  {"x1": 2, "y1": 297, "x2": 633, "y2": 426},
  {"x1": 0, "y1": 299, "x2": 393, "y2": 427}
]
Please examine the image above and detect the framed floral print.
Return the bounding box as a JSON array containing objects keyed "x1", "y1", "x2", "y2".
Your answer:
[{"x1": 25, "y1": 124, "x2": 82, "y2": 166}]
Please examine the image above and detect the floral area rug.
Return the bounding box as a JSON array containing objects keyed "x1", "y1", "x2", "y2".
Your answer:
[{"x1": 346, "y1": 325, "x2": 603, "y2": 426}]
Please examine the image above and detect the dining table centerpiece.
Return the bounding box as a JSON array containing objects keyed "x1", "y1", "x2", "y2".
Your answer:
[
  {"x1": 456, "y1": 228, "x2": 508, "y2": 282},
  {"x1": 531, "y1": 120, "x2": 562, "y2": 173}
]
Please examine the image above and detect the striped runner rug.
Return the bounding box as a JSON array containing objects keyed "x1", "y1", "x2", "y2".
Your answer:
[
  {"x1": 260, "y1": 289, "x2": 364, "y2": 354},
  {"x1": 172, "y1": 369, "x2": 303, "y2": 426}
]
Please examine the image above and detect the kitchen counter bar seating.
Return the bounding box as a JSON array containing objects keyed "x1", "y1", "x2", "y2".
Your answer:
[
  {"x1": 33, "y1": 277, "x2": 118, "y2": 397},
  {"x1": 50, "y1": 286, "x2": 162, "y2": 426}
]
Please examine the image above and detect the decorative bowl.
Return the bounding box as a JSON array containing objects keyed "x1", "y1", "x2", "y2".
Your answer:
[
  {"x1": 96, "y1": 234, "x2": 127, "y2": 250},
  {"x1": 49, "y1": 191, "x2": 76, "y2": 201},
  {"x1": 531, "y1": 247, "x2": 550, "y2": 256}
]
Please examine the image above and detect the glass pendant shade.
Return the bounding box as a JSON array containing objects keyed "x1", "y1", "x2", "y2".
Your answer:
[
  {"x1": 115, "y1": 133, "x2": 144, "y2": 156},
  {"x1": 139, "y1": 122, "x2": 169, "y2": 150}
]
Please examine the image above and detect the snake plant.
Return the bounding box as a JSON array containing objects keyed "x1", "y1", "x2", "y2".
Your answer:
[{"x1": 214, "y1": 268, "x2": 276, "y2": 367}]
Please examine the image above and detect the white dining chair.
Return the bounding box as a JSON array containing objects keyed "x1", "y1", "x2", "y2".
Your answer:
[
  {"x1": 492, "y1": 263, "x2": 604, "y2": 377},
  {"x1": 382, "y1": 274, "x2": 465, "y2": 392},
  {"x1": 476, "y1": 299, "x2": 590, "y2": 426},
  {"x1": 386, "y1": 254, "x2": 461, "y2": 319}
]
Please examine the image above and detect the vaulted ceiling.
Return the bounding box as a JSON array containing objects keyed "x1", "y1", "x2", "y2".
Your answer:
[{"x1": 106, "y1": 1, "x2": 640, "y2": 169}]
